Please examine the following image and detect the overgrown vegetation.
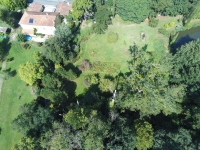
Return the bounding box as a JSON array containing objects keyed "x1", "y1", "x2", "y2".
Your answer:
[{"x1": 1, "y1": 0, "x2": 200, "y2": 149}]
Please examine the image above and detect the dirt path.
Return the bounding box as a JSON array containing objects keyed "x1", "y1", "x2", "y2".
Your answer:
[{"x1": 0, "y1": 61, "x2": 7, "y2": 98}]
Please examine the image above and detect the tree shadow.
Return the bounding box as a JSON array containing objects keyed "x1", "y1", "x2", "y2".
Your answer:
[
  {"x1": 64, "y1": 63, "x2": 82, "y2": 77},
  {"x1": 1, "y1": 38, "x2": 12, "y2": 61},
  {"x1": 0, "y1": 127, "x2": 1, "y2": 134}
]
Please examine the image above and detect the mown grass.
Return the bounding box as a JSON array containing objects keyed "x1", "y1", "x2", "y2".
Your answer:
[
  {"x1": 74, "y1": 15, "x2": 182, "y2": 95},
  {"x1": 0, "y1": 41, "x2": 40, "y2": 149}
]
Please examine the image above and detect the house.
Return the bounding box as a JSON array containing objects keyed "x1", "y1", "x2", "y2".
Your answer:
[
  {"x1": 56, "y1": 2, "x2": 72, "y2": 16},
  {"x1": 19, "y1": 1, "x2": 72, "y2": 37},
  {"x1": 19, "y1": 11, "x2": 60, "y2": 36}
]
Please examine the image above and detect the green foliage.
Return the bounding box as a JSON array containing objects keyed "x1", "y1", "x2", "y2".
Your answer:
[
  {"x1": 55, "y1": 68, "x2": 78, "y2": 80},
  {"x1": 18, "y1": 62, "x2": 44, "y2": 85},
  {"x1": 23, "y1": 43, "x2": 31, "y2": 50},
  {"x1": 99, "y1": 77, "x2": 115, "y2": 93},
  {"x1": 40, "y1": 122, "x2": 83, "y2": 150},
  {"x1": 153, "y1": 128, "x2": 193, "y2": 150},
  {"x1": 84, "y1": 74, "x2": 98, "y2": 86},
  {"x1": 72, "y1": 0, "x2": 93, "y2": 20},
  {"x1": 164, "y1": 24, "x2": 169, "y2": 28},
  {"x1": 43, "y1": 36, "x2": 74, "y2": 65},
  {"x1": 134, "y1": 119, "x2": 153, "y2": 150},
  {"x1": 116, "y1": 0, "x2": 151, "y2": 23},
  {"x1": 17, "y1": 34, "x2": 25, "y2": 42},
  {"x1": 171, "y1": 39, "x2": 200, "y2": 96},
  {"x1": 158, "y1": 28, "x2": 168, "y2": 36},
  {"x1": 64, "y1": 107, "x2": 97, "y2": 130},
  {"x1": 169, "y1": 22, "x2": 175, "y2": 27},
  {"x1": 149, "y1": 17, "x2": 159, "y2": 28},
  {"x1": 107, "y1": 32, "x2": 118, "y2": 43},
  {"x1": 116, "y1": 45, "x2": 185, "y2": 116},
  {"x1": 92, "y1": 6, "x2": 112, "y2": 34},
  {"x1": 91, "y1": 62, "x2": 120, "y2": 73},
  {"x1": 0, "y1": 0, "x2": 26, "y2": 10},
  {"x1": 106, "y1": 117, "x2": 136, "y2": 149},
  {"x1": 55, "y1": 23, "x2": 72, "y2": 39},
  {"x1": 12, "y1": 101, "x2": 54, "y2": 136},
  {"x1": 12, "y1": 137, "x2": 40, "y2": 150},
  {"x1": 83, "y1": 118, "x2": 110, "y2": 150}
]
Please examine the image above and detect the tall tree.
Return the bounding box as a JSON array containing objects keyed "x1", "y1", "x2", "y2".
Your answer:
[
  {"x1": 18, "y1": 62, "x2": 44, "y2": 85},
  {"x1": 134, "y1": 119, "x2": 154, "y2": 150},
  {"x1": 116, "y1": 0, "x2": 151, "y2": 23},
  {"x1": 116, "y1": 45, "x2": 185, "y2": 116}
]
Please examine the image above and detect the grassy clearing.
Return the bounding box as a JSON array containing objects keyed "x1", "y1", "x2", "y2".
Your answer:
[
  {"x1": 0, "y1": 41, "x2": 40, "y2": 149},
  {"x1": 74, "y1": 15, "x2": 182, "y2": 95}
]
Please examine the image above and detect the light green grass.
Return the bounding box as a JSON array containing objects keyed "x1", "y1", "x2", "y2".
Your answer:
[
  {"x1": 74, "y1": 15, "x2": 182, "y2": 95},
  {"x1": 0, "y1": 41, "x2": 40, "y2": 149}
]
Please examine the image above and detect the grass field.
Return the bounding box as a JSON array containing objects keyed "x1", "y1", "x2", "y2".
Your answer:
[
  {"x1": 0, "y1": 41, "x2": 40, "y2": 149},
  {"x1": 74, "y1": 15, "x2": 182, "y2": 95}
]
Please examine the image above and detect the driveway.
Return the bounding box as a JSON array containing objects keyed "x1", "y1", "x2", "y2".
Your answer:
[{"x1": 30, "y1": 0, "x2": 74, "y2": 6}]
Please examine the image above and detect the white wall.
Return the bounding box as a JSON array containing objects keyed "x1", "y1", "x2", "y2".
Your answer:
[{"x1": 20, "y1": 24, "x2": 56, "y2": 35}]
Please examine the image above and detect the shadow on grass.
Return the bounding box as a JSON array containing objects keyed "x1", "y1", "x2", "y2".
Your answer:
[{"x1": 1, "y1": 38, "x2": 12, "y2": 61}]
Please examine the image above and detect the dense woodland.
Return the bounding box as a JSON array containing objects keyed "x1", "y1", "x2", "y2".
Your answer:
[{"x1": 0, "y1": 0, "x2": 200, "y2": 149}]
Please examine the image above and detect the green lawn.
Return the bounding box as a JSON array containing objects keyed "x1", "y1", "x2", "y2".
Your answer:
[
  {"x1": 74, "y1": 15, "x2": 182, "y2": 95},
  {"x1": 0, "y1": 41, "x2": 40, "y2": 149}
]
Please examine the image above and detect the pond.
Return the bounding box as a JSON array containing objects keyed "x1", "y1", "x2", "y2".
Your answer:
[{"x1": 174, "y1": 26, "x2": 200, "y2": 48}]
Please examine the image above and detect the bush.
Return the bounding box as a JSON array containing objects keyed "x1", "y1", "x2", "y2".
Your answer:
[
  {"x1": 107, "y1": 32, "x2": 118, "y2": 43},
  {"x1": 164, "y1": 24, "x2": 169, "y2": 28},
  {"x1": 17, "y1": 34, "x2": 25, "y2": 42},
  {"x1": 84, "y1": 74, "x2": 98, "y2": 86},
  {"x1": 78, "y1": 60, "x2": 90, "y2": 71},
  {"x1": 6, "y1": 57, "x2": 14, "y2": 62},
  {"x1": 169, "y1": 22, "x2": 175, "y2": 27},
  {"x1": 158, "y1": 28, "x2": 168, "y2": 36},
  {"x1": 23, "y1": 43, "x2": 31, "y2": 50},
  {"x1": 149, "y1": 18, "x2": 159, "y2": 28},
  {"x1": 37, "y1": 42, "x2": 43, "y2": 47}
]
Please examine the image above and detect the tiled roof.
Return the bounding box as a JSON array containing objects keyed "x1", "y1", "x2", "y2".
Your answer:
[
  {"x1": 56, "y1": 2, "x2": 72, "y2": 16},
  {"x1": 28, "y1": 2, "x2": 43, "y2": 12},
  {"x1": 19, "y1": 11, "x2": 59, "y2": 27}
]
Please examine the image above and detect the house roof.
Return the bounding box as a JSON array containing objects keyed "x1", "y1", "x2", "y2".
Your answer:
[
  {"x1": 19, "y1": 11, "x2": 59, "y2": 27},
  {"x1": 56, "y1": 2, "x2": 72, "y2": 16},
  {"x1": 28, "y1": 2, "x2": 43, "y2": 12}
]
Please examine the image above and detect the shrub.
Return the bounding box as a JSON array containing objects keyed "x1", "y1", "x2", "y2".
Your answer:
[
  {"x1": 6, "y1": 57, "x2": 14, "y2": 62},
  {"x1": 37, "y1": 42, "x2": 43, "y2": 47},
  {"x1": 23, "y1": 43, "x2": 31, "y2": 50},
  {"x1": 84, "y1": 74, "x2": 98, "y2": 86},
  {"x1": 158, "y1": 28, "x2": 168, "y2": 36},
  {"x1": 107, "y1": 32, "x2": 118, "y2": 43},
  {"x1": 164, "y1": 24, "x2": 169, "y2": 28},
  {"x1": 169, "y1": 22, "x2": 175, "y2": 27},
  {"x1": 78, "y1": 60, "x2": 90, "y2": 71},
  {"x1": 17, "y1": 34, "x2": 25, "y2": 42},
  {"x1": 149, "y1": 18, "x2": 159, "y2": 28}
]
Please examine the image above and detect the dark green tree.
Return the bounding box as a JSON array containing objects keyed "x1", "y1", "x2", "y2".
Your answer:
[
  {"x1": 12, "y1": 100, "x2": 54, "y2": 136},
  {"x1": 92, "y1": 5, "x2": 112, "y2": 34},
  {"x1": 116, "y1": 0, "x2": 151, "y2": 23}
]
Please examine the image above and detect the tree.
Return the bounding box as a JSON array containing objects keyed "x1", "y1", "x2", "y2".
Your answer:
[
  {"x1": 40, "y1": 122, "x2": 84, "y2": 150},
  {"x1": 106, "y1": 117, "x2": 136, "y2": 150},
  {"x1": 64, "y1": 107, "x2": 97, "y2": 130},
  {"x1": 12, "y1": 137, "x2": 40, "y2": 150},
  {"x1": 171, "y1": 39, "x2": 200, "y2": 99},
  {"x1": 83, "y1": 117, "x2": 110, "y2": 150},
  {"x1": 72, "y1": 0, "x2": 93, "y2": 20},
  {"x1": 134, "y1": 119, "x2": 154, "y2": 150},
  {"x1": 12, "y1": 101, "x2": 54, "y2": 136},
  {"x1": 43, "y1": 37, "x2": 74, "y2": 65},
  {"x1": 153, "y1": 128, "x2": 194, "y2": 150},
  {"x1": 18, "y1": 62, "x2": 44, "y2": 85},
  {"x1": 116, "y1": 0, "x2": 151, "y2": 23},
  {"x1": 99, "y1": 77, "x2": 115, "y2": 93},
  {"x1": 55, "y1": 23, "x2": 72, "y2": 40},
  {"x1": 92, "y1": 6, "x2": 112, "y2": 34},
  {"x1": 116, "y1": 45, "x2": 185, "y2": 116}
]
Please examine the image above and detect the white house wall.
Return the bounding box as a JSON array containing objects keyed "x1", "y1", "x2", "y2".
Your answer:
[{"x1": 20, "y1": 24, "x2": 56, "y2": 35}]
